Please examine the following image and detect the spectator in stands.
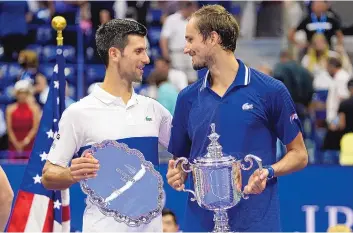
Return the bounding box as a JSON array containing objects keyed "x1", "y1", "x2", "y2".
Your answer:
[
  {"x1": 273, "y1": 50, "x2": 314, "y2": 123},
  {"x1": 162, "y1": 208, "x2": 180, "y2": 232},
  {"x1": 158, "y1": 1, "x2": 180, "y2": 24},
  {"x1": 89, "y1": 1, "x2": 115, "y2": 30},
  {"x1": 288, "y1": 0, "x2": 344, "y2": 50},
  {"x1": 0, "y1": 1, "x2": 32, "y2": 62},
  {"x1": 337, "y1": 79, "x2": 353, "y2": 136},
  {"x1": 322, "y1": 57, "x2": 351, "y2": 160},
  {"x1": 154, "y1": 57, "x2": 188, "y2": 92},
  {"x1": 6, "y1": 80, "x2": 40, "y2": 160},
  {"x1": 148, "y1": 70, "x2": 178, "y2": 115},
  {"x1": 17, "y1": 50, "x2": 49, "y2": 108},
  {"x1": 0, "y1": 166, "x2": 13, "y2": 232},
  {"x1": 326, "y1": 56, "x2": 351, "y2": 127},
  {"x1": 301, "y1": 33, "x2": 336, "y2": 91},
  {"x1": 336, "y1": 80, "x2": 353, "y2": 165},
  {"x1": 160, "y1": 1, "x2": 198, "y2": 84}
]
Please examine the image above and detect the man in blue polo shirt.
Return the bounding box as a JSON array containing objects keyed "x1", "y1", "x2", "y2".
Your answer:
[{"x1": 166, "y1": 4, "x2": 308, "y2": 232}]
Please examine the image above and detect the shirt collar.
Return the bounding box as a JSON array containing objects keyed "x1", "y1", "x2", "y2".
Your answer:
[
  {"x1": 92, "y1": 83, "x2": 139, "y2": 107},
  {"x1": 200, "y1": 59, "x2": 251, "y2": 92}
]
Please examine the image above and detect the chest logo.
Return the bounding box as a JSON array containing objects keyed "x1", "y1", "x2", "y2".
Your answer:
[{"x1": 242, "y1": 103, "x2": 253, "y2": 111}]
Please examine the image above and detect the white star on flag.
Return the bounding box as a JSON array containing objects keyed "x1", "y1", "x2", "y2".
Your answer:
[
  {"x1": 33, "y1": 174, "x2": 42, "y2": 184},
  {"x1": 39, "y1": 152, "x2": 48, "y2": 161},
  {"x1": 53, "y1": 119, "x2": 57, "y2": 123},
  {"x1": 46, "y1": 129, "x2": 54, "y2": 139},
  {"x1": 53, "y1": 64, "x2": 58, "y2": 74},
  {"x1": 57, "y1": 97, "x2": 60, "y2": 105},
  {"x1": 54, "y1": 200, "x2": 61, "y2": 210},
  {"x1": 54, "y1": 81, "x2": 59, "y2": 89}
]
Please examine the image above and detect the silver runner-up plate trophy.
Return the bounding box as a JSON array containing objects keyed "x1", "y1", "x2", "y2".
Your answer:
[
  {"x1": 174, "y1": 123, "x2": 263, "y2": 233},
  {"x1": 80, "y1": 140, "x2": 165, "y2": 227}
]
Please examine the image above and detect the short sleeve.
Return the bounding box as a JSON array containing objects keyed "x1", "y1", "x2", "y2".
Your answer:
[
  {"x1": 161, "y1": 16, "x2": 173, "y2": 39},
  {"x1": 47, "y1": 105, "x2": 83, "y2": 167},
  {"x1": 167, "y1": 91, "x2": 192, "y2": 158},
  {"x1": 156, "y1": 102, "x2": 173, "y2": 148},
  {"x1": 269, "y1": 81, "x2": 302, "y2": 145}
]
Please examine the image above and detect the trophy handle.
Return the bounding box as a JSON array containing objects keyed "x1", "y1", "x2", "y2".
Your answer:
[
  {"x1": 240, "y1": 154, "x2": 263, "y2": 200},
  {"x1": 174, "y1": 157, "x2": 192, "y2": 173},
  {"x1": 173, "y1": 157, "x2": 196, "y2": 201}
]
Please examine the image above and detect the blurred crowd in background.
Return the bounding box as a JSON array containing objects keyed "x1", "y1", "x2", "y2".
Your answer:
[{"x1": 1, "y1": 0, "x2": 353, "y2": 167}]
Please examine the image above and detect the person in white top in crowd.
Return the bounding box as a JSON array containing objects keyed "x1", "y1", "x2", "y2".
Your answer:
[
  {"x1": 326, "y1": 56, "x2": 352, "y2": 128},
  {"x1": 42, "y1": 19, "x2": 172, "y2": 232},
  {"x1": 0, "y1": 166, "x2": 14, "y2": 232},
  {"x1": 160, "y1": 1, "x2": 198, "y2": 84}
]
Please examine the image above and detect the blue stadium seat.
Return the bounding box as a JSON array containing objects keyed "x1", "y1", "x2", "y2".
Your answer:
[
  {"x1": 42, "y1": 45, "x2": 57, "y2": 63},
  {"x1": 150, "y1": 46, "x2": 162, "y2": 63},
  {"x1": 39, "y1": 63, "x2": 76, "y2": 84},
  {"x1": 85, "y1": 64, "x2": 105, "y2": 84},
  {"x1": 42, "y1": 45, "x2": 76, "y2": 63},
  {"x1": 143, "y1": 64, "x2": 153, "y2": 81},
  {"x1": 148, "y1": 27, "x2": 162, "y2": 46},
  {"x1": 0, "y1": 63, "x2": 10, "y2": 90},
  {"x1": 35, "y1": 26, "x2": 53, "y2": 45},
  {"x1": 146, "y1": 9, "x2": 162, "y2": 24},
  {"x1": 62, "y1": 45, "x2": 76, "y2": 63},
  {"x1": 6, "y1": 63, "x2": 21, "y2": 83},
  {"x1": 64, "y1": 64, "x2": 76, "y2": 85}
]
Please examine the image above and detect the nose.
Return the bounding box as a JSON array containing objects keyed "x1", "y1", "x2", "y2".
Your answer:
[
  {"x1": 184, "y1": 46, "x2": 190, "y2": 54},
  {"x1": 143, "y1": 53, "x2": 150, "y2": 64}
]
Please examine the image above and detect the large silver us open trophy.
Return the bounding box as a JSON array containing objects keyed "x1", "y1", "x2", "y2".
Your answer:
[{"x1": 175, "y1": 123, "x2": 263, "y2": 233}]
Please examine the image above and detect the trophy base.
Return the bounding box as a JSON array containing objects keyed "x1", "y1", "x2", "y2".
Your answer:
[{"x1": 212, "y1": 210, "x2": 233, "y2": 233}]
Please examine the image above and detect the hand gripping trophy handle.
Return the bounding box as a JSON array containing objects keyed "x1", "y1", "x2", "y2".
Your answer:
[
  {"x1": 239, "y1": 154, "x2": 263, "y2": 200},
  {"x1": 174, "y1": 157, "x2": 197, "y2": 202}
]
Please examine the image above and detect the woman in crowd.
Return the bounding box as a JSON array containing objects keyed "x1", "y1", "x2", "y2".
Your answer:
[{"x1": 6, "y1": 80, "x2": 40, "y2": 160}]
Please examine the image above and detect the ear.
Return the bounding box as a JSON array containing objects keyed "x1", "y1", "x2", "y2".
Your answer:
[
  {"x1": 108, "y1": 47, "x2": 121, "y2": 63},
  {"x1": 209, "y1": 31, "x2": 220, "y2": 46}
]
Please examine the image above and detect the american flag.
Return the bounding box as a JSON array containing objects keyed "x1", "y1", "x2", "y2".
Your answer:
[{"x1": 7, "y1": 47, "x2": 70, "y2": 232}]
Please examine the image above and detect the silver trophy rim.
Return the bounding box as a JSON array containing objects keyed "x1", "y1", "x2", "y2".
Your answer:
[{"x1": 79, "y1": 140, "x2": 165, "y2": 227}]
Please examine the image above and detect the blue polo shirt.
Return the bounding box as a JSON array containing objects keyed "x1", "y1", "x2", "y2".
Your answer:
[{"x1": 168, "y1": 59, "x2": 302, "y2": 232}]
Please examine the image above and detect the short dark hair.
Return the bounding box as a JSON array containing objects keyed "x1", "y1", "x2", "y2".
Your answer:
[
  {"x1": 162, "y1": 208, "x2": 177, "y2": 224},
  {"x1": 95, "y1": 19, "x2": 147, "y2": 66},
  {"x1": 327, "y1": 56, "x2": 342, "y2": 69},
  {"x1": 191, "y1": 4, "x2": 239, "y2": 52}
]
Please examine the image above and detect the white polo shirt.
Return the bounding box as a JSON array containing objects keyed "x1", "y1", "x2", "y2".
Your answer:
[{"x1": 47, "y1": 83, "x2": 172, "y2": 232}]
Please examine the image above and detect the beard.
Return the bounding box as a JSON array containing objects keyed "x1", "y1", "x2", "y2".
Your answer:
[
  {"x1": 192, "y1": 64, "x2": 206, "y2": 70},
  {"x1": 192, "y1": 60, "x2": 207, "y2": 71},
  {"x1": 131, "y1": 73, "x2": 143, "y2": 83}
]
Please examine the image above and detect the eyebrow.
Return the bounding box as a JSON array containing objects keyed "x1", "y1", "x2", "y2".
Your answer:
[{"x1": 135, "y1": 46, "x2": 148, "y2": 51}]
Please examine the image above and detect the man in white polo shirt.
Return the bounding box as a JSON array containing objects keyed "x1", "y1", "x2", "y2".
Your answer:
[
  {"x1": 160, "y1": 1, "x2": 198, "y2": 84},
  {"x1": 41, "y1": 19, "x2": 172, "y2": 232}
]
